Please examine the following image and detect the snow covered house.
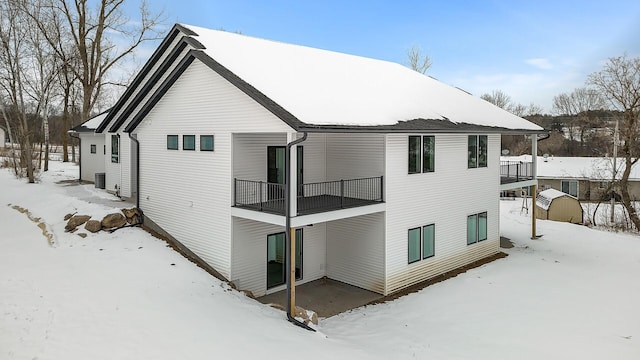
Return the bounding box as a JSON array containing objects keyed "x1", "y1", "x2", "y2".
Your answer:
[
  {"x1": 69, "y1": 111, "x2": 108, "y2": 184},
  {"x1": 503, "y1": 155, "x2": 640, "y2": 201},
  {"x1": 92, "y1": 23, "x2": 543, "y2": 298}
]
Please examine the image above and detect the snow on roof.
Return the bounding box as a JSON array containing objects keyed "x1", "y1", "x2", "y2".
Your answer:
[
  {"x1": 180, "y1": 24, "x2": 542, "y2": 131},
  {"x1": 536, "y1": 188, "x2": 576, "y2": 210},
  {"x1": 71, "y1": 111, "x2": 109, "y2": 132},
  {"x1": 502, "y1": 155, "x2": 640, "y2": 180}
]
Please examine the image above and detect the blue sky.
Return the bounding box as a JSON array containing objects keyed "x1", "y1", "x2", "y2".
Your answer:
[{"x1": 131, "y1": 0, "x2": 640, "y2": 113}]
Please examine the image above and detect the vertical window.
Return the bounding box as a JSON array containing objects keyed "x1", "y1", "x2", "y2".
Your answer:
[
  {"x1": 200, "y1": 135, "x2": 214, "y2": 151},
  {"x1": 183, "y1": 135, "x2": 195, "y2": 150},
  {"x1": 167, "y1": 135, "x2": 178, "y2": 150},
  {"x1": 561, "y1": 180, "x2": 578, "y2": 197},
  {"x1": 408, "y1": 228, "x2": 421, "y2": 264},
  {"x1": 468, "y1": 135, "x2": 488, "y2": 168},
  {"x1": 467, "y1": 214, "x2": 478, "y2": 245},
  {"x1": 408, "y1": 136, "x2": 420, "y2": 174},
  {"x1": 422, "y1": 136, "x2": 434, "y2": 172},
  {"x1": 90, "y1": 144, "x2": 96, "y2": 154},
  {"x1": 467, "y1": 212, "x2": 488, "y2": 245},
  {"x1": 103, "y1": 145, "x2": 106, "y2": 155},
  {"x1": 111, "y1": 135, "x2": 119, "y2": 163},
  {"x1": 423, "y1": 224, "x2": 435, "y2": 259},
  {"x1": 478, "y1": 135, "x2": 488, "y2": 167},
  {"x1": 409, "y1": 135, "x2": 435, "y2": 174}
]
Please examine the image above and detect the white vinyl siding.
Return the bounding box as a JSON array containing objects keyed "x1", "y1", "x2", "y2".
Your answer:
[
  {"x1": 79, "y1": 133, "x2": 105, "y2": 182},
  {"x1": 232, "y1": 218, "x2": 326, "y2": 297},
  {"x1": 326, "y1": 213, "x2": 385, "y2": 294},
  {"x1": 384, "y1": 133, "x2": 500, "y2": 294},
  {"x1": 135, "y1": 59, "x2": 294, "y2": 280},
  {"x1": 326, "y1": 133, "x2": 384, "y2": 180}
]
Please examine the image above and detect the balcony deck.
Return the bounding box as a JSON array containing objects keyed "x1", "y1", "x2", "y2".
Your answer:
[
  {"x1": 500, "y1": 160, "x2": 534, "y2": 185},
  {"x1": 234, "y1": 176, "x2": 384, "y2": 216}
]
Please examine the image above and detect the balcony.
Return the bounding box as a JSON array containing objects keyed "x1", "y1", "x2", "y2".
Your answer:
[
  {"x1": 500, "y1": 161, "x2": 533, "y2": 184},
  {"x1": 234, "y1": 176, "x2": 384, "y2": 216}
]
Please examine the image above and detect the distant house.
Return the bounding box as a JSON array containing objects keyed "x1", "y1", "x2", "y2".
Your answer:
[
  {"x1": 503, "y1": 155, "x2": 640, "y2": 201},
  {"x1": 68, "y1": 111, "x2": 108, "y2": 184},
  {"x1": 82, "y1": 23, "x2": 542, "y2": 298},
  {"x1": 536, "y1": 188, "x2": 583, "y2": 224},
  {"x1": 0, "y1": 127, "x2": 5, "y2": 147}
]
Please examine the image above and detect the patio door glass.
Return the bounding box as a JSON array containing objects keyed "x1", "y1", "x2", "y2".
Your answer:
[
  {"x1": 266, "y1": 229, "x2": 303, "y2": 289},
  {"x1": 267, "y1": 146, "x2": 303, "y2": 199}
]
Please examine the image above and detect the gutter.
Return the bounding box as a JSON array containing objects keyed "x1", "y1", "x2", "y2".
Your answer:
[
  {"x1": 284, "y1": 132, "x2": 314, "y2": 331},
  {"x1": 128, "y1": 132, "x2": 141, "y2": 210}
]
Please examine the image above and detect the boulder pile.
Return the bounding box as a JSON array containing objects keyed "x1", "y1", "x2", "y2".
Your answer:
[{"x1": 64, "y1": 207, "x2": 142, "y2": 235}]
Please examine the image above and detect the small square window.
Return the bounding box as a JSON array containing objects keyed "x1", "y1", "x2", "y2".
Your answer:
[
  {"x1": 183, "y1": 135, "x2": 195, "y2": 151},
  {"x1": 90, "y1": 144, "x2": 96, "y2": 154},
  {"x1": 167, "y1": 135, "x2": 178, "y2": 150},
  {"x1": 200, "y1": 135, "x2": 214, "y2": 151}
]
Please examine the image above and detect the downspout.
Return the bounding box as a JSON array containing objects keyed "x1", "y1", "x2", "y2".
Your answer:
[
  {"x1": 128, "y1": 132, "x2": 141, "y2": 209},
  {"x1": 284, "y1": 131, "x2": 314, "y2": 331},
  {"x1": 68, "y1": 131, "x2": 81, "y2": 183}
]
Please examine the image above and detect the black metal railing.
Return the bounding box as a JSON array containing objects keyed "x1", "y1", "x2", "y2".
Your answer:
[
  {"x1": 500, "y1": 161, "x2": 533, "y2": 183},
  {"x1": 234, "y1": 176, "x2": 384, "y2": 215}
]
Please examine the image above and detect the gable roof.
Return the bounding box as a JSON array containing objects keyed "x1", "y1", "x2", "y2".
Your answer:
[
  {"x1": 111, "y1": 23, "x2": 544, "y2": 134},
  {"x1": 70, "y1": 110, "x2": 110, "y2": 133}
]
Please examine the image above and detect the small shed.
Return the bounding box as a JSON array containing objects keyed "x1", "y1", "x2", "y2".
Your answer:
[{"x1": 536, "y1": 188, "x2": 583, "y2": 224}]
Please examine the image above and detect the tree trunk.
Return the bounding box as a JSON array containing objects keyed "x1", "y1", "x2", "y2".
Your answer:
[{"x1": 619, "y1": 157, "x2": 640, "y2": 231}]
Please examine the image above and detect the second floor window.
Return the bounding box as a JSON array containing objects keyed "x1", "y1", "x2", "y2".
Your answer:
[
  {"x1": 468, "y1": 135, "x2": 488, "y2": 168},
  {"x1": 408, "y1": 135, "x2": 435, "y2": 174}
]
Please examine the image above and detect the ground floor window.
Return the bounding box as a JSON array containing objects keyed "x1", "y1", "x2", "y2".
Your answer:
[
  {"x1": 408, "y1": 224, "x2": 435, "y2": 264},
  {"x1": 90, "y1": 144, "x2": 96, "y2": 154},
  {"x1": 561, "y1": 180, "x2": 578, "y2": 197},
  {"x1": 267, "y1": 229, "x2": 302, "y2": 289},
  {"x1": 467, "y1": 212, "x2": 488, "y2": 245}
]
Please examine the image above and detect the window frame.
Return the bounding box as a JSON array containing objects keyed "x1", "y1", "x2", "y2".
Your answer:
[
  {"x1": 467, "y1": 211, "x2": 488, "y2": 245},
  {"x1": 90, "y1": 144, "x2": 96, "y2": 154},
  {"x1": 183, "y1": 135, "x2": 195, "y2": 151},
  {"x1": 408, "y1": 224, "x2": 436, "y2": 264},
  {"x1": 468, "y1": 135, "x2": 488, "y2": 169},
  {"x1": 111, "y1": 135, "x2": 119, "y2": 163},
  {"x1": 200, "y1": 135, "x2": 214, "y2": 151},
  {"x1": 167, "y1": 135, "x2": 178, "y2": 150},
  {"x1": 266, "y1": 229, "x2": 303, "y2": 289},
  {"x1": 408, "y1": 135, "x2": 435, "y2": 174},
  {"x1": 561, "y1": 180, "x2": 578, "y2": 197}
]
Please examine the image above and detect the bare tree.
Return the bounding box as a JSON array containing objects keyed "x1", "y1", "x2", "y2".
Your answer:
[
  {"x1": 552, "y1": 88, "x2": 605, "y2": 155},
  {"x1": 406, "y1": 45, "x2": 432, "y2": 74},
  {"x1": 42, "y1": 0, "x2": 165, "y2": 121},
  {"x1": 481, "y1": 89, "x2": 513, "y2": 110},
  {"x1": 0, "y1": 0, "x2": 36, "y2": 182},
  {"x1": 589, "y1": 55, "x2": 640, "y2": 231}
]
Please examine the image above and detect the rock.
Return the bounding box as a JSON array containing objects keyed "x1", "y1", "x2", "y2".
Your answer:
[
  {"x1": 64, "y1": 213, "x2": 74, "y2": 221},
  {"x1": 65, "y1": 215, "x2": 91, "y2": 232},
  {"x1": 101, "y1": 213, "x2": 127, "y2": 229},
  {"x1": 77, "y1": 233, "x2": 87, "y2": 238},
  {"x1": 84, "y1": 220, "x2": 102, "y2": 233},
  {"x1": 294, "y1": 306, "x2": 318, "y2": 325},
  {"x1": 310, "y1": 312, "x2": 318, "y2": 325},
  {"x1": 241, "y1": 290, "x2": 255, "y2": 299},
  {"x1": 121, "y1": 207, "x2": 142, "y2": 225}
]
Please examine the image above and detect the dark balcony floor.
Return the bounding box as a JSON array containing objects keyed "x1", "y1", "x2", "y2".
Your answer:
[{"x1": 235, "y1": 194, "x2": 382, "y2": 216}]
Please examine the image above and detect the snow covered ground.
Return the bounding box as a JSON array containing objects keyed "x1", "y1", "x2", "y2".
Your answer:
[{"x1": 1, "y1": 161, "x2": 639, "y2": 359}]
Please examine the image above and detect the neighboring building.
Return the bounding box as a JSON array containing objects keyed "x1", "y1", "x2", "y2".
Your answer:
[
  {"x1": 503, "y1": 155, "x2": 640, "y2": 201},
  {"x1": 0, "y1": 127, "x2": 5, "y2": 146},
  {"x1": 89, "y1": 24, "x2": 542, "y2": 298},
  {"x1": 536, "y1": 188, "x2": 583, "y2": 224},
  {"x1": 69, "y1": 111, "x2": 108, "y2": 183}
]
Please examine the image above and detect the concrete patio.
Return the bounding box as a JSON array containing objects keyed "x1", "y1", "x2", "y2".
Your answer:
[{"x1": 257, "y1": 278, "x2": 383, "y2": 318}]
